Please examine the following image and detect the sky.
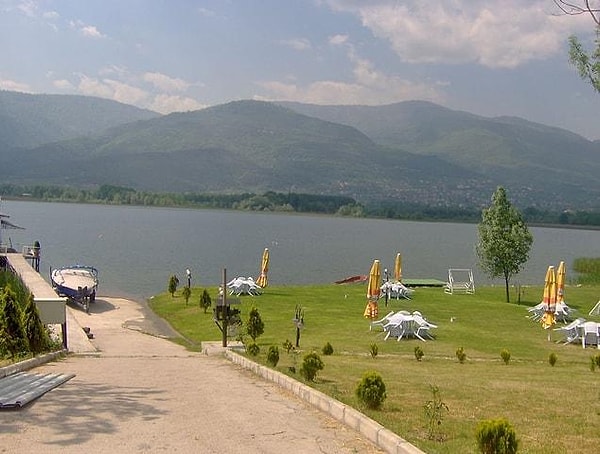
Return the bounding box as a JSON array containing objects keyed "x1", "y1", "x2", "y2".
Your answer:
[{"x1": 1, "y1": 0, "x2": 599, "y2": 140}]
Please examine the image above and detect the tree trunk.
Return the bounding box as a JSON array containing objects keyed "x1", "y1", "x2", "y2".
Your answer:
[{"x1": 504, "y1": 276, "x2": 510, "y2": 303}]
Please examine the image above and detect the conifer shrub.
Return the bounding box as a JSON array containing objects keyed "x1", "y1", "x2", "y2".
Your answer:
[
  {"x1": 475, "y1": 418, "x2": 518, "y2": 454},
  {"x1": 246, "y1": 342, "x2": 260, "y2": 356},
  {"x1": 322, "y1": 341, "x2": 334, "y2": 355},
  {"x1": 501, "y1": 349, "x2": 511, "y2": 365},
  {"x1": 369, "y1": 343, "x2": 378, "y2": 358},
  {"x1": 456, "y1": 346, "x2": 467, "y2": 364},
  {"x1": 267, "y1": 345, "x2": 279, "y2": 367},
  {"x1": 549, "y1": 352, "x2": 558, "y2": 367},
  {"x1": 300, "y1": 352, "x2": 324, "y2": 381},
  {"x1": 414, "y1": 345, "x2": 424, "y2": 361},
  {"x1": 355, "y1": 371, "x2": 387, "y2": 410}
]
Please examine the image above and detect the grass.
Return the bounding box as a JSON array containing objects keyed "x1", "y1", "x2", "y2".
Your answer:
[{"x1": 150, "y1": 283, "x2": 600, "y2": 454}]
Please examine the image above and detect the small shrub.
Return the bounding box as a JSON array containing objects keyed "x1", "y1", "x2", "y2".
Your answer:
[
  {"x1": 501, "y1": 349, "x2": 511, "y2": 365},
  {"x1": 549, "y1": 352, "x2": 558, "y2": 367},
  {"x1": 589, "y1": 354, "x2": 600, "y2": 371},
  {"x1": 199, "y1": 289, "x2": 212, "y2": 313},
  {"x1": 355, "y1": 371, "x2": 387, "y2": 410},
  {"x1": 300, "y1": 352, "x2": 324, "y2": 381},
  {"x1": 456, "y1": 347, "x2": 467, "y2": 364},
  {"x1": 267, "y1": 345, "x2": 279, "y2": 367},
  {"x1": 475, "y1": 418, "x2": 518, "y2": 454},
  {"x1": 246, "y1": 307, "x2": 264, "y2": 342},
  {"x1": 424, "y1": 384, "x2": 449, "y2": 441},
  {"x1": 246, "y1": 342, "x2": 260, "y2": 356},
  {"x1": 414, "y1": 345, "x2": 424, "y2": 361},
  {"x1": 282, "y1": 339, "x2": 294, "y2": 354},
  {"x1": 369, "y1": 343, "x2": 379, "y2": 358},
  {"x1": 322, "y1": 342, "x2": 334, "y2": 355}
]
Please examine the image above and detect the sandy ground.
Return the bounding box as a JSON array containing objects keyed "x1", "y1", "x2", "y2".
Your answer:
[{"x1": 0, "y1": 296, "x2": 384, "y2": 454}]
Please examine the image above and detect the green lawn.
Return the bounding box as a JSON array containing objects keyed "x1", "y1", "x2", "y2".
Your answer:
[{"x1": 150, "y1": 283, "x2": 600, "y2": 454}]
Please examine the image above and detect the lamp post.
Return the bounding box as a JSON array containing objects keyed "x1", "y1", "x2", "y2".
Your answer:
[
  {"x1": 384, "y1": 268, "x2": 389, "y2": 307},
  {"x1": 186, "y1": 268, "x2": 191, "y2": 288}
]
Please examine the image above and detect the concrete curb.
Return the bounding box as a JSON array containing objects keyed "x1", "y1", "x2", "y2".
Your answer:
[
  {"x1": 223, "y1": 349, "x2": 425, "y2": 454},
  {"x1": 0, "y1": 349, "x2": 68, "y2": 378}
]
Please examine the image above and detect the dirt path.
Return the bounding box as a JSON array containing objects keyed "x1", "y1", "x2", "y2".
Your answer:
[{"x1": 0, "y1": 296, "x2": 384, "y2": 453}]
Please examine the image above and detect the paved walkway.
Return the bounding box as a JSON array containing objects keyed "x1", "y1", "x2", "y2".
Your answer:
[{"x1": 0, "y1": 296, "x2": 385, "y2": 454}]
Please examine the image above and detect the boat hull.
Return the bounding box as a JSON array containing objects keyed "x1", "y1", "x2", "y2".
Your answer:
[{"x1": 51, "y1": 265, "x2": 99, "y2": 311}]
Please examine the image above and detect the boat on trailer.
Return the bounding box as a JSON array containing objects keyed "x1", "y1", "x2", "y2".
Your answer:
[{"x1": 50, "y1": 265, "x2": 99, "y2": 313}]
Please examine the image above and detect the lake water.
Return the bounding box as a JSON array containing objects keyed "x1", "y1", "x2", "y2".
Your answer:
[{"x1": 3, "y1": 200, "x2": 599, "y2": 301}]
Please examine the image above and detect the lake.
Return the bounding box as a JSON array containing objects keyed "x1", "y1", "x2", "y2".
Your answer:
[{"x1": 2, "y1": 200, "x2": 599, "y2": 301}]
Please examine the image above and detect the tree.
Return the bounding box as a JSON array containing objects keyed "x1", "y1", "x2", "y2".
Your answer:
[
  {"x1": 245, "y1": 306, "x2": 264, "y2": 342},
  {"x1": 168, "y1": 275, "x2": 179, "y2": 297},
  {"x1": 23, "y1": 293, "x2": 51, "y2": 354},
  {"x1": 199, "y1": 289, "x2": 212, "y2": 313},
  {"x1": 0, "y1": 286, "x2": 29, "y2": 358},
  {"x1": 181, "y1": 286, "x2": 191, "y2": 306},
  {"x1": 476, "y1": 187, "x2": 533, "y2": 303},
  {"x1": 554, "y1": 1, "x2": 600, "y2": 92}
]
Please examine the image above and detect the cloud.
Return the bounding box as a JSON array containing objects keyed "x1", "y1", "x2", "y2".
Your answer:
[
  {"x1": 149, "y1": 94, "x2": 207, "y2": 114},
  {"x1": 69, "y1": 20, "x2": 106, "y2": 38},
  {"x1": 52, "y1": 79, "x2": 75, "y2": 90},
  {"x1": 143, "y1": 72, "x2": 190, "y2": 92},
  {"x1": 323, "y1": 0, "x2": 590, "y2": 68},
  {"x1": 0, "y1": 78, "x2": 32, "y2": 92},
  {"x1": 280, "y1": 38, "x2": 312, "y2": 51},
  {"x1": 328, "y1": 34, "x2": 348, "y2": 46}
]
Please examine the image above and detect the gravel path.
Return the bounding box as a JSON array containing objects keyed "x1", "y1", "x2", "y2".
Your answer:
[{"x1": 0, "y1": 296, "x2": 384, "y2": 454}]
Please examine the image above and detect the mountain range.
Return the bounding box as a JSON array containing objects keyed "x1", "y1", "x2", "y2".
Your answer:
[{"x1": 1, "y1": 89, "x2": 599, "y2": 210}]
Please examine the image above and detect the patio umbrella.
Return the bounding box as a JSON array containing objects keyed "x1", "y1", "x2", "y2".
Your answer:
[
  {"x1": 541, "y1": 265, "x2": 557, "y2": 334},
  {"x1": 556, "y1": 260, "x2": 566, "y2": 305},
  {"x1": 363, "y1": 259, "x2": 381, "y2": 319},
  {"x1": 394, "y1": 253, "x2": 402, "y2": 283},
  {"x1": 256, "y1": 248, "x2": 269, "y2": 288}
]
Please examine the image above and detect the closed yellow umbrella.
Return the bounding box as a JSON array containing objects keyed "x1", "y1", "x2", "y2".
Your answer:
[
  {"x1": 394, "y1": 253, "x2": 402, "y2": 282},
  {"x1": 256, "y1": 248, "x2": 269, "y2": 288},
  {"x1": 556, "y1": 261, "x2": 566, "y2": 305},
  {"x1": 541, "y1": 266, "x2": 557, "y2": 333},
  {"x1": 363, "y1": 259, "x2": 381, "y2": 319}
]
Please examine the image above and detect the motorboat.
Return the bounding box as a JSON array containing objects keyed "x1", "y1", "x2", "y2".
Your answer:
[{"x1": 50, "y1": 265, "x2": 99, "y2": 313}]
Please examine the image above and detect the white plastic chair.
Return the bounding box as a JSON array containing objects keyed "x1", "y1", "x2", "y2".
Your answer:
[
  {"x1": 581, "y1": 321, "x2": 600, "y2": 349},
  {"x1": 412, "y1": 313, "x2": 438, "y2": 341},
  {"x1": 370, "y1": 311, "x2": 395, "y2": 331},
  {"x1": 553, "y1": 317, "x2": 585, "y2": 344}
]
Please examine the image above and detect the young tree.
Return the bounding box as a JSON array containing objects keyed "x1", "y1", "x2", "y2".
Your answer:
[
  {"x1": 168, "y1": 275, "x2": 179, "y2": 297},
  {"x1": 0, "y1": 286, "x2": 29, "y2": 358},
  {"x1": 199, "y1": 289, "x2": 212, "y2": 313},
  {"x1": 476, "y1": 187, "x2": 533, "y2": 303},
  {"x1": 246, "y1": 306, "x2": 264, "y2": 342},
  {"x1": 23, "y1": 293, "x2": 51, "y2": 354},
  {"x1": 181, "y1": 286, "x2": 191, "y2": 306}
]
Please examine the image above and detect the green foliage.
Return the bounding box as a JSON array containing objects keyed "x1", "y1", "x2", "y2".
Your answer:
[
  {"x1": 475, "y1": 418, "x2": 519, "y2": 454},
  {"x1": 573, "y1": 257, "x2": 600, "y2": 284},
  {"x1": 282, "y1": 339, "x2": 294, "y2": 354},
  {"x1": 246, "y1": 306, "x2": 265, "y2": 342},
  {"x1": 414, "y1": 345, "x2": 424, "y2": 361},
  {"x1": 322, "y1": 341, "x2": 334, "y2": 356},
  {"x1": 168, "y1": 275, "x2": 178, "y2": 297},
  {"x1": 590, "y1": 354, "x2": 600, "y2": 371},
  {"x1": 300, "y1": 352, "x2": 324, "y2": 381},
  {"x1": 501, "y1": 349, "x2": 511, "y2": 365},
  {"x1": 266, "y1": 345, "x2": 280, "y2": 367},
  {"x1": 355, "y1": 371, "x2": 387, "y2": 410},
  {"x1": 424, "y1": 384, "x2": 449, "y2": 441},
  {"x1": 568, "y1": 32, "x2": 600, "y2": 94},
  {"x1": 23, "y1": 293, "x2": 51, "y2": 354},
  {"x1": 199, "y1": 289, "x2": 212, "y2": 313},
  {"x1": 0, "y1": 286, "x2": 29, "y2": 358},
  {"x1": 477, "y1": 187, "x2": 533, "y2": 302},
  {"x1": 245, "y1": 342, "x2": 260, "y2": 356},
  {"x1": 549, "y1": 352, "x2": 558, "y2": 367},
  {"x1": 181, "y1": 286, "x2": 191, "y2": 306},
  {"x1": 456, "y1": 347, "x2": 467, "y2": 364},
  {"x1": 369, "y1": 343, "x2": 378, "y2": 358}
]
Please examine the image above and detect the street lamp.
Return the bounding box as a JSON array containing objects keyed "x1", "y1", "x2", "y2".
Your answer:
[
  {"x1": 186, "y1": 268, "x2": 191, "y2": 288},
  {"x1": 384, "y1": 268, "x2": 389, "y2": 307}
]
